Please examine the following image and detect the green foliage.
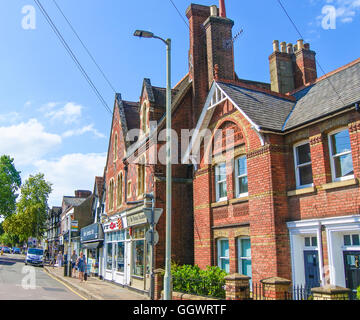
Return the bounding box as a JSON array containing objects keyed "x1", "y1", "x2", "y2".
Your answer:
[
  {"x1": 3, "y1": 173, "x2": 52, "y2": 242},
  {"x1": 0, "y1": 232, "x2": 19, "y2": 247},
  {"x1": 0, "y1": 155, "x2": 21, "y2": 219},
  {"x1": 357, "y1": 286, "x2": 360, "y2": 300},
  {"x1": 171, "y1": 263, "x2": 227, "y2": 299}
]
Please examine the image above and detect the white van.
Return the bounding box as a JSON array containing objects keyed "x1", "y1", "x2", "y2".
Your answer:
[{"x1": 25, "y1": 248, "x2": 44, "y2": 267}]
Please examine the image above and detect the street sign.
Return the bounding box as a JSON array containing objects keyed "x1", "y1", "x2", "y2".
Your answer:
[
  {"x1": 71, "y1": 220, "x2": 78, "y2": 230},
  {"x1": 143, "y1": 208, "x2": 163, "y2": 225},
  {"x1": 145, "y1": 229, "x2": 159, "y2": 246}
]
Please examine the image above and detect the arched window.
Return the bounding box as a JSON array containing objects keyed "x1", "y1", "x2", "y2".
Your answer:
[
  {"x1": 137, "y1": 158, "x2": 145, "y2": 197},
  {"x1": 108, "y1": 179, "x2": 114, "y2": 210},
  {"x1": 113, "y1": 133, "x2": 118, "y2": 162},
  {"x1": 117, "y1": 173, "x2": 123, "y2": 207},
  {"x1": 141, "y1": 103, "x2": 147, "y2": 134}
]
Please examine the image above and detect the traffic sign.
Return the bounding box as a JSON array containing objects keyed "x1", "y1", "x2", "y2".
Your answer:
[
  {"x1": 143, "y1": 208, "x2": 163, "y2": 225},
  {"x1": 145, "y1": 229, "x2": 159, "y2": 246}
]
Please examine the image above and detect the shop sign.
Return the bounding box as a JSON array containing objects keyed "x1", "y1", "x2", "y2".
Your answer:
[
  {"x1": 104, "y1": 217, "x2": 124, "y2": 232},
  {"x1": 126, "y1": 212, "x2": 147, "y2": 227},
  {"x1": 81, "y1": 223, "x2": 102, "y2": 242}
]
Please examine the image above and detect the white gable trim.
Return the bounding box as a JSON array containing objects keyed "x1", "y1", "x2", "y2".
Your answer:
[{"x1": 182, "y1": 81, "x2": 262, "y2": 164}]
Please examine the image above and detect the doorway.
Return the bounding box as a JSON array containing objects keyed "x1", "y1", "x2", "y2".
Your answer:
[{"x1": 343, "y1": 251, "x2": 360, "y2": 299}]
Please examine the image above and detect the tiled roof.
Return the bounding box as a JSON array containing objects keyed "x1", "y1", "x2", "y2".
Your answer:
[
  {"x1": 217, "y1": 81, "x2": 295, "y2": 132},
  {"x1": 122, "y1": 100, "x2": 140, "y2": 132},
  {"x1": 283, "y1": 59, "x2": 360, "y2": 131}
]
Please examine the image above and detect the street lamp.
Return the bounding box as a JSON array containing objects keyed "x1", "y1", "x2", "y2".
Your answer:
[{"x1": 134, "y1": 30, "x2": 172, "y2": 300}]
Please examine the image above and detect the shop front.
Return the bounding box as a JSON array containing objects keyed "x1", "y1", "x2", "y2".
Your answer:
[
  {"x1": 103, "y1": 205, "x2": 152, "y2": 293},
  {"x1": 80, "y1": 223, "x2": 104, "y2": 277}
]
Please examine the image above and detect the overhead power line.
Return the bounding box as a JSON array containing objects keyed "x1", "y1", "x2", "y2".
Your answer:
[
  {"x1": 52, "y1": 0, "x2": 117, "y2": 94},
  {"x1": 33, "y1": 0, "x2": 112, "y2": 116},
  {"x1": 276, "y1": 0, "x2": 346, "y2": 107}
]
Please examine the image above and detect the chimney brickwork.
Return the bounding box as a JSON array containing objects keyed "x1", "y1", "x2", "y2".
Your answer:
[{"x1": 269, "y1": 39, "x2": 317, "y2": 94}]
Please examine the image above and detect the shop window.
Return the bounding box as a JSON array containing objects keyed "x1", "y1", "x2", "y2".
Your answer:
[
  {"x1": 235, "y1": 156, "x2": 248, "y2": 197},
  {"x1": 217, "y1": 238, "x2": 229, "y2": 273},
  {"x1": 106, "y1": 243, "x2": 112, "y2": 270},
  {"x1": 328, "y1": 128, "x2": 354, "y2": 181},
  {"x1": 238, "y1": 238, "x2": 252, "y2": 278},
  {"x1": 117, "y1": 242, "x2": 125, "y2": 273},
  {"x1": 132, "y1": 227, "x2": 146, "y2": 277},
  {"x1": 215, "y1": 163, "x2": 227, "y2": 202},
  {"x1": 294, "y1": 141, "x2": 313, "y2": 188}
]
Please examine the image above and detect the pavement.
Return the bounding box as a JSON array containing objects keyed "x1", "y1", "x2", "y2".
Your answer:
[{"x1": 44, "y1": 265, "x2": 150, "y2": 300}]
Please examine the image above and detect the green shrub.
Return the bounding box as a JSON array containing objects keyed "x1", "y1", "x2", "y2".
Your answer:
[
  {"x1": 171, "y1": 263, "x2": 227, "y2": 299},
  {"x1": 357, "y1": 286, "x2": 360, "y2": 300}
]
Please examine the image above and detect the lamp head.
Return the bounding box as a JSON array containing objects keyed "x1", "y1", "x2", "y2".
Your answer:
[{"x1": 134, "y1": 30, "x2": 154, "y2": 38}]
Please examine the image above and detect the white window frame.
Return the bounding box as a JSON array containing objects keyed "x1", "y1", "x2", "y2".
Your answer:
[
  {"x1": 215, "y1": 162, "x2": 227, "y2": 202},
  {"x1": 217, "y1": 238, "x2": 230, "y2": 273},
  {"x1": 293, "y1": 140, "x2": 313, "y2": 189},
  {"x1": 328, "y1": 127, "x2": 354, "y2": 182},
  {"x1": 237, "y1": 237, "x2": 251, "y2": 278},
  {"x1": 235, "y1": 156, "x2": 248, "y2": 198}
]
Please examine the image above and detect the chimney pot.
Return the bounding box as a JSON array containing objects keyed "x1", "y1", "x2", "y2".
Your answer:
[
  {"x1": 210, "y1": 5, "x2": 218, "y2": 16},
  {"x1": 297, "y1": 39, "x2": 304, "y2": 50},
  {"x1": 304, "y1": 43, "x2": 310, "y2": 50},
  {"x1": 280, "y1": 41, "x2": 287, "y2": 53},
  {"x1": 287, "y1": 43, "x2": 293, "y2": 54},
  {"x1": 273, "y1": 40, "x2": 279, "y2": 52},
  {"x1": 219, "y1": 0, "x2": 226, "y2": 18}
]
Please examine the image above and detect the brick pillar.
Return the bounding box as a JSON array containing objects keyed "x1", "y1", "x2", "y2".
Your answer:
[
  {"x1": 154, "y1": 268, "x2": 165, "y2": 300},
  {"x1": 311, "y1": 285, "x2": 351, "y2": 300},
  {"x1": 224, "y1": 273, "x2": 250, "y2": 300},
  {"x1": 261, "y1": 277, "x2": 292, "y2": 300}
]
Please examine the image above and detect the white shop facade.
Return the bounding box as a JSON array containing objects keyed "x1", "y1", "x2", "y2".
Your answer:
[{"x1": 102, "y1": 204, "x2": 152, "y2": 293}]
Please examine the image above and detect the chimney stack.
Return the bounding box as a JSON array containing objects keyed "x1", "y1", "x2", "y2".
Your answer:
[
  {"x1": 219, "y1": 0, "x2": 227, "y2": 17},
  {"x1": 269, "y1": 39, "x2": 317, "y2": 94},
  {"x1": 75, "y1": 190, "x2": 92, "y2": 198}
]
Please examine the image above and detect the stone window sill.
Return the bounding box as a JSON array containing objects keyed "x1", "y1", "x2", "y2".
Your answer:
[
  {"x1": 211, "y1": 200, "x2": 229, "y2": 208},
  {"x1": 322, "y1": 178, "x2": 358, "y2": 191},
  {"x1": 287, "y1": 186, "x2": 316, "y2": 197},
  {"x1": 229, "y1": 197, "x2": 249, "y2": 204}
]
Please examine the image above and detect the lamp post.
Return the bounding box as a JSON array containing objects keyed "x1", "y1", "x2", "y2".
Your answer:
[{"x1": 134, "y1": 30, "x2": 172, "y2": 300}]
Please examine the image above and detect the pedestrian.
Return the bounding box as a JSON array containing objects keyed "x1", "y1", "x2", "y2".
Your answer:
[
  {"x1": 71, "y1": 250, "x2": 78, "y2": 278},
  {"x1": 77, "y1": 252, "x2": 86, "y2": 283},
  {"x1": 57, "y1": 251, "x2": 63, "y2": 268}
]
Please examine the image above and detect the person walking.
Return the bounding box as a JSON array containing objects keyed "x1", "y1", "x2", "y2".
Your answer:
[
  {"x1": 71, "y1": 250, "x2": 78, "y2": 278},
  {"x1": 77, "y1": 252, "x2": 86, "y2": 283}
]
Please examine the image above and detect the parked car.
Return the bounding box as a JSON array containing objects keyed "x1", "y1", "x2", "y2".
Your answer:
[
  {"x1": 2, "y1": 247, "x2": 11, "y2": 254},
  {"x1": 25, "y1": 248, "x2": 44, "y2": 267},
  {"x1": 12, "y1": 247, "x2": 21, "y2": 254}
]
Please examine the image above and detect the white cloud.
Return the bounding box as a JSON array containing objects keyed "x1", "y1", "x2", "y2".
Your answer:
[
  {"x1": 45, "y1": 102, "x2": 83, "y2": 124},
  {"x1": 0, "y1": 119, "x2": 62, "y2": 165},
  {"x1": 34, "y1": 153, "x2": 106, "y2": 207},
  {"x1": 62, "y1": 124, "x2": 105, "y2": 139},
  {"x1": 0, "y1": 112, "x2": 22, "y2": 124}
]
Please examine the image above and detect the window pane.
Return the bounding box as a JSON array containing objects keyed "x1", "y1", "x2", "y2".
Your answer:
[
  {"x1": 352, "y1": 234, "x2": 360, "y2": 246},
  {"x1": 221, "y1": 258, "x2": 230, "y2": 273},
  {"x1": 238, "y1": 177, "x2": 248, "y2": 194},
  {"x1": 331, "y1": 130, "x2": 351, "y2": 155},
  {"x1": 237, "y1": 157, "x2": 247, "y2": 176},
  {"x1": 299, "y1": 165, "x2": 313, "y2": 185},
  {"x1": 334, "y1": 153, "x2": 354, "y2": 178},
  {"x1": 106, "y1": 243, "x2": 112, "y2": 269},
  {"x1": 297, "y1": 143, "x2": 311, "y2": 165},
  {"x1": 219, "y1": 181, "x2": 227, "y2": 199},
  {"x1": 220, "y1": 240, "x2": 229, "y2": 257},
  {"x1": 344, "y1": 235, "x2": 351, "y2": 246},
  {"x1": 217, "y1": 163, "x2": 226, "y2": 181},
  {"x1": 311, "y1": 237, "x2": 317, "y2": 247},
  {"x1": 133, "y1": 240, "x2": 144, "y2": 277},
  {"x1": 305, "y1": 237, "x2": 311, "y2": 247},
  {"x1": 241, "y1": 239, "x2": 251, "y2": 258},
  {"x1": 242, "y1": 259, "x2": 252, "y2": 277}
]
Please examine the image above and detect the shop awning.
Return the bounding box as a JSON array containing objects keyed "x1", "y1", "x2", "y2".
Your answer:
[{"x1": 81, "y1": 241, "x2": 103, "y2": 249}]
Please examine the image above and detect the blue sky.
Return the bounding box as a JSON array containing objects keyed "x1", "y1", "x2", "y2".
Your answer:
[{"x1": 0, "y1": 0, "x2": 359, "y2": 207}]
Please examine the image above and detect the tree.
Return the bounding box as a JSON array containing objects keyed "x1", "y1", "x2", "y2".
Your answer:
[
  {"x1": 0, "y1": 155, "x2": 21, "y2": 219},
  {"x1": 3, "y1": 173, "x2": 52, "y2": 242}
]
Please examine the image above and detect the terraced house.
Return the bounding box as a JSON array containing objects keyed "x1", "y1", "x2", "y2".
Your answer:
[
  {"x1": 186, "y1": 29, "x2": 360, "y2": 297},
  {"x1": 102, "y1": 0, "x2": 360, "y2": 299}
]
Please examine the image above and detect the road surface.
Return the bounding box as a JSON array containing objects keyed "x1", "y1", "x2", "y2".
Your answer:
[{"x1": 0, "y1": 254, "x2": 83, "y2": 300}]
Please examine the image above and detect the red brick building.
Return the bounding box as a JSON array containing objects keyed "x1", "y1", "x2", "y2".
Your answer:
[{"x1": 184, "y1": 5, "x2": 360, "y2": 296}]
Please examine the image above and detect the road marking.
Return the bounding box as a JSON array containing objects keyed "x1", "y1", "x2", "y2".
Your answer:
[{"x1": 44, "y1": 269, "x2": 88, "y2": 300}]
